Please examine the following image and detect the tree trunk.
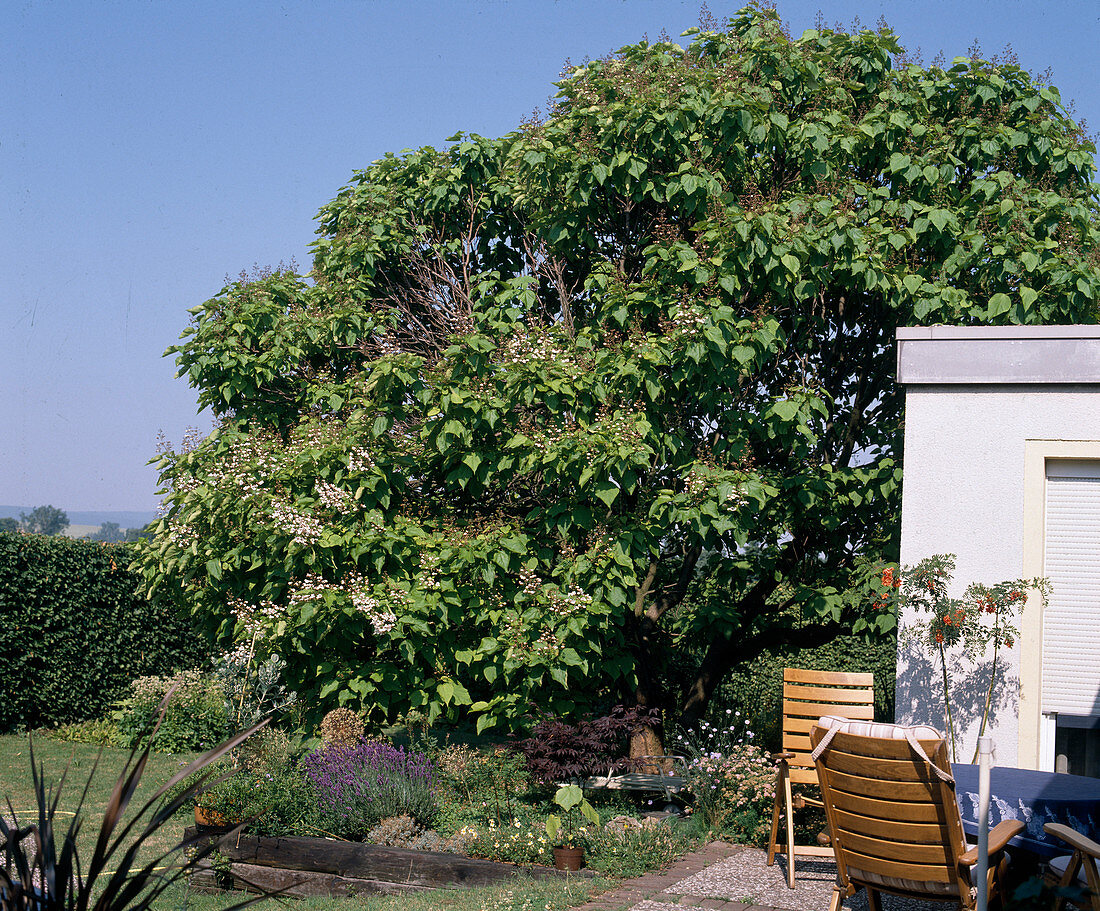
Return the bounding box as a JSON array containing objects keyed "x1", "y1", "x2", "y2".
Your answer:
[
  {"x1": 629, "y1": 725, "x2": 667, "y2": 774},
  {"x1": 623, "y1": 609, "x2": 669, "y2": 771}
]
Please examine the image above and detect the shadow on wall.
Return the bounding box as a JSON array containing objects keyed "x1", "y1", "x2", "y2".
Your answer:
[{"x1": 895, "y1": 639, "x2": 1020, "y2": 761}]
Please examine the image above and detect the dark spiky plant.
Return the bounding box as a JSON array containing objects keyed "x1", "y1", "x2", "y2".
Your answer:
[{"x1": 0, "y1": 698, "x2": 270, "y2": 911}]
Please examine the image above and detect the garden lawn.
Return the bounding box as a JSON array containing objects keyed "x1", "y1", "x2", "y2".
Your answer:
[
  {"x1": 0, "y1": 735, "x2": 615, "y2": 911},
  {"x1": 0, "y1": 733, "x2": 198, "y2": 872}
]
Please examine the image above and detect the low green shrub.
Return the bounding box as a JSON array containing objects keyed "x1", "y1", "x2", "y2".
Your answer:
[
  {"x1": 365, "y1": 815, "x2": 472, "y2": 853},
  {"x1": 0, "y1": 533, "x2": 213, "y2": 733},
  {"x1": 114, "y1": 670, "x2": 228, "y2": 752},
  {"x1": 47, "y1": 718, "x2": 121, "y2": 746},
  {"x1": 431, "y1": 741, "x2": 530, "y2": 823},
  {"x1": 457, "y1": 816, "x2": 556, "y2": 865},
  {"x1": 199, "y1": 732, "x2": 314, "y2": 836},
  {"x1": 586, "y1": 817, "x2": 699, "y2": 877}
]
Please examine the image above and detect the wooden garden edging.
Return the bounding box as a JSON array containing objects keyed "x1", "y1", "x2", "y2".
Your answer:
[{"x1": 185, "y1": 828, "x2": 589, "y2": 898}]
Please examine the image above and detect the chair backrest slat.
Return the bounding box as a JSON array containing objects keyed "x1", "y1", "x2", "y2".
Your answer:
[
  {"x1": 787, "y1": 766, "x2": 821, "y2": 785},
  {"x1": 818, "y1": 767, "x2": 940, "y2": 802},
  {"x1": 840, "y1": 848, "x2": 958, "y2": 886},
  {"x1": 839, "y1": 829, "x2": 955, "y2": 866},
  {"x1": 784, "y1": 668, "x2": 877, "y2": 686},
  {"x1": 784, "y1": 683, "x2": 878, "y2": 705},
  {"x1": 825, "y1": 790, "x2": 946, "y2": 824},
  {"x1": 833, "y1": 809, "x2": 950, "y2": 843},
  {"x1": 780, "y1": 668, "x2": 875, "y2": 767},
  {"x1": 818, "y1": 747, "x2": 940, "y2": 781},
  {"x1": 783, "y1": 698, "x2": 875, "y2": 723}
]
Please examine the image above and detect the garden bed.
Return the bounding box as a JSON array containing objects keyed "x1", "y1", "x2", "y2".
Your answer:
[{"x1": 186, "y1": 829, "x2": 590, "y2": 898}]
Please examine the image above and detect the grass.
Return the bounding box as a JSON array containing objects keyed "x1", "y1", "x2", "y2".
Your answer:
[
  {"x1": 0, "y1": 733, "x2": 200, "y2": 874},
  {"x1": 149, "y1": 875, "x2": 610, "y2": 911},
  {"x1": 0, "y1": 734, "x2": 616, "y2": 911}
]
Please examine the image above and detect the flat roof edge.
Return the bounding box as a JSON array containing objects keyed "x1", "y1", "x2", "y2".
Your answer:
[
  {"x1": 896, "y1": 326, "x2": 1100, "y2": 385},
  {"x1": 897, "y1": 325, "x2": 1100, "y2": 341}
]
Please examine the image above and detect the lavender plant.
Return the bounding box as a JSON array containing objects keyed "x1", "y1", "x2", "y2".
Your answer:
[{"x1": 302, "y1": 739, "x2": 437, "y2": 838}]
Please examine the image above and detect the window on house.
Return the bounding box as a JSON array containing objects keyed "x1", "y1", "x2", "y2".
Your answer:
[{"x1": 1042, "y1": 460, "x2": 1100, "y2": 778}]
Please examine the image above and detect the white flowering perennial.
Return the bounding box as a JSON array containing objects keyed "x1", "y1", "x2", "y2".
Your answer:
[{"x1": 676, "y1": 712, "x2": 775, "y2": 839}]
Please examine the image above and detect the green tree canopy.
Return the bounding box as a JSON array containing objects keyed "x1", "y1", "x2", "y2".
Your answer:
[
  {"x1": 21, "y1": 505, "x2": 70, "y2": 537},
  {"x1": 89, "y1": 521, "x2": 125, "y2": 543},
  {"x1": 137, "y1": 6, "x2": 1100, "y2": 732}
]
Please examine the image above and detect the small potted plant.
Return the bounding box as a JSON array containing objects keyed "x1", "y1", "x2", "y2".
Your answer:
[{"x1": 545, "y1": 784, "x2": 599, "y2": 871}]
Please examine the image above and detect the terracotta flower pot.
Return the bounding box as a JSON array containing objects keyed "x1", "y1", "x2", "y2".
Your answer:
[
  {"x1": 194, "y1": 805, "x2": 229, "y2": 829},
  {"x1": 552, "y1": 846, "x2": 584, "y2": 871}
]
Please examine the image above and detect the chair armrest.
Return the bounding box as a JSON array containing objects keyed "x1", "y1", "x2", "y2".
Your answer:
[
  {"x1": 959, "y1": 820, "x2": 1025, "y2": 865},
  {"x1": 1045, "y1": 823, "x2": 1100, "y2": 858}
]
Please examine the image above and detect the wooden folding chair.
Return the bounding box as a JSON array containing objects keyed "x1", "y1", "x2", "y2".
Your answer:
[
  {"x1": 1046, "y1": 823, "x2": 1100, "y2": 911},
  {"x1": 811, "y1": 720, "x2": 1022, "y2": 911},
  {"x1": 766, "y1": 667, "x2": 875, "y2": 887}
]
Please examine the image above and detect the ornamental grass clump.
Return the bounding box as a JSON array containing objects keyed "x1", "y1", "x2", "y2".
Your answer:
[{"x1": 302, "y1": 738, "x2": 438, "y2": 839}]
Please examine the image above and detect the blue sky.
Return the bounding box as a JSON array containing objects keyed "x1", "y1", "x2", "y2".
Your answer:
[{"x1": 3, "y1": 0, "x2": 1098, "y2": 513}]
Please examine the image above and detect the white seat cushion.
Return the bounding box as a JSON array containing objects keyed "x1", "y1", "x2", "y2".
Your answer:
[
  {"x1": 848, "y1": 867, "x2": 960, "y2": 897},
  {"x1": 1049, "y1": 854, "x2": 1089, "y2": 885},
  {"x1": 817, "y1": 715, "x2": 943, "y2": 740}
]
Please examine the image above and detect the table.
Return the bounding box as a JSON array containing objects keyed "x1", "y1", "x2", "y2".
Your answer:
[{"x1": 953, "y1": 763, "x2": 1100, "y2": 857}]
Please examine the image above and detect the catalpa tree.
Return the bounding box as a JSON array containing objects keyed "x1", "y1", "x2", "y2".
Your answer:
[{"x1": 136, "y1": 6, "x2": 1100, "y2": 733}]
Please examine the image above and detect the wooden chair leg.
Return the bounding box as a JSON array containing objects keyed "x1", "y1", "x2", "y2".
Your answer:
[
  {"x1": 865, "y1": 887, "x2": 883, "y2": 911},
  {"x1": 767, "y1": 766, "x2": 785, "y2": 867},
  {"x1": 827, "y1": 884, "x2": 844, "y2": 911},
  {"x1": 783, "y1": 769, "x2": 796, "y2": 888},
  {"x1": 1083, "y1": 853, "x2": 1100, "y2": 911},
  {"x1": 1055, "y1": 853, "x2": 1083, "y2": 911}
]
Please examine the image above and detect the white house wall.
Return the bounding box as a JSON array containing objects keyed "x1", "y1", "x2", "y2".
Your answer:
[{"x1": 895, "y1": 325, "x2": 1100, "y2": 769}]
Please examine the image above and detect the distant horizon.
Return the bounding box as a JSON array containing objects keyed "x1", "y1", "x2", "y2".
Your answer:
[{"x1": 0, "y1": 505, "x2": 158, "y2": 528}]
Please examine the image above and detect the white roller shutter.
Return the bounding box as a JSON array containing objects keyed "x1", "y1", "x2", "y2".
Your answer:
[{"x1": 1042, "y1": 461, "x2": 1100, "y2": 716}]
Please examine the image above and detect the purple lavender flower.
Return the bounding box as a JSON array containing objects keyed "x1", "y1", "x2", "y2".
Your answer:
[{"x1": 302, "y1": 738, "x2": 438, "y2": 838}]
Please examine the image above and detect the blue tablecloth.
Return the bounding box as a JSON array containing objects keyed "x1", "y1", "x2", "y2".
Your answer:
[{"x1": 953, "y1": 763, "x2": 1100, "y2": 857}]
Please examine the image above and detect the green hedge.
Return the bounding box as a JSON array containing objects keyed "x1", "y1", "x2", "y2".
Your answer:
[
  {"x1": 712, "y1": 632, "x2": 898, "y2": 753},
  {"x1": 0, "y1": 532, "x2": 213, "y2": 733}
]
